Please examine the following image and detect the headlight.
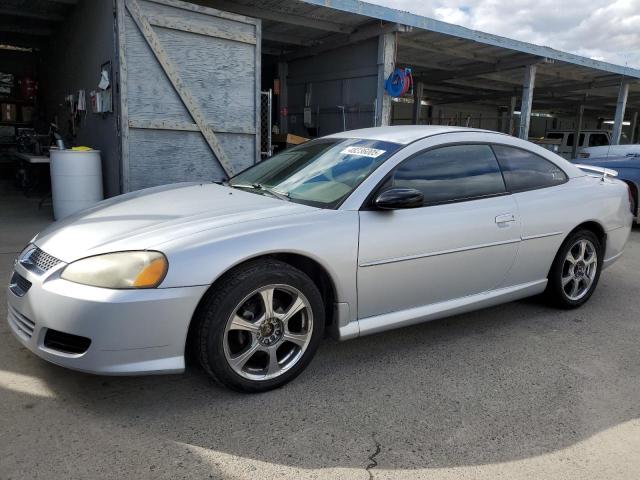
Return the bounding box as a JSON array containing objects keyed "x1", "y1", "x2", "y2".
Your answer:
[{"x1": 61, "y1": 251, "x2": 168, "y2": 289}]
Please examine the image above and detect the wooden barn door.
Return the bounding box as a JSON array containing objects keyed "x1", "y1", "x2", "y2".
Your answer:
[{"x1": 116, "y1": 0, "x2": 261, "y2": 191}]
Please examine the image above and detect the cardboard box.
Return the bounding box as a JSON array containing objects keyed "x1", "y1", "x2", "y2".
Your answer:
[
  {"x1": 272, "y1": 133, "x2": 309, "y2": 146},
  {"x1": 1, "y1": 103, "x2": 17, "y2": 122}
]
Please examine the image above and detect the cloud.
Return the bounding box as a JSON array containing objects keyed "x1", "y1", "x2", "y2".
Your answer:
[{"x1": 367, "y1": 0, "x2": 640, "y2": 69}]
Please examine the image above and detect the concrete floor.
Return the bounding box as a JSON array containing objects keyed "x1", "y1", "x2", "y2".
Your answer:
[{"x1": 1, "y1": 181, "x2": 639, "y2": 480}]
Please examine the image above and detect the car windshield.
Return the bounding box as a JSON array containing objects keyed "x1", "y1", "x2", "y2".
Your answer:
[{"x1": 229, "y1": 138, "x2": 401, "y2": 208}]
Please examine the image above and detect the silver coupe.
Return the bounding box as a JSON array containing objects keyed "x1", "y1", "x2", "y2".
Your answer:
[{"x1": 7, "y1": 126, "x2": 634, "y2": 392}]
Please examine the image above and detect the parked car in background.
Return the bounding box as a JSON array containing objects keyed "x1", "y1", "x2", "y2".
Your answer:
[
  {"x1": 7, "y1": 126, "x2": 634, "y2": 392},
  {"x1": 578, "y1": 144, "x2": 640, "y2": 159},
  {"x1": 574, "y1": 154, "x2": 640, "y2": 222},
  {"x1": 545, "y1": 129, "x2": 612, "y2": 159}
]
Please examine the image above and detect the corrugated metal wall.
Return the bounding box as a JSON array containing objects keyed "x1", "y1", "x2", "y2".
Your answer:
[{"x1": 287, "y1": 39, "x2": 378, "y2": 137}]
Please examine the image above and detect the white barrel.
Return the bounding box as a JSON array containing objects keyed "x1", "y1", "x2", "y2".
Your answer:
[{"x1": 50, "y1": 149, "x2": 103, "y2": 220}]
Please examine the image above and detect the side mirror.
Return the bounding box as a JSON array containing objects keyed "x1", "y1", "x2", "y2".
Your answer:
[{"x1": 374, "y1": 187, "x2": 424, "y2": 210}]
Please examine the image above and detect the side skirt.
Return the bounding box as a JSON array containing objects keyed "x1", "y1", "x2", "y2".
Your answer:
[{"x1": 339, "y1": 279, "x2": 547, "y2": 339}]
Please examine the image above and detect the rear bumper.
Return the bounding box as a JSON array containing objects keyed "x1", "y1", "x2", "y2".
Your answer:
[
  {"x1": 6, "y1": 261, "x2": 208, "y2": 375},
  {"x1": 603, "y1": 224, "x2": 632, "y2": 270}
]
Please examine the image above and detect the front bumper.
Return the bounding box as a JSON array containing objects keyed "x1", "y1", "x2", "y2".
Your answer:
[{"x1": 6, "y1": 260, "x2": 208, "y2": 375}]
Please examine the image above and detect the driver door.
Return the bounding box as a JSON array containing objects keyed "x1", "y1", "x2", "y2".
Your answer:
[{"x1": 357, "y1": 143, "x2": 521, "y2": 319}]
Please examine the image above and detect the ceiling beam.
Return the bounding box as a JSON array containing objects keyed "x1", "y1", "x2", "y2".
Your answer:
[
  {"x1": 0, "y1": 32, "x2": 44, "y2": 49},
  {"x1": 202, "y1": 0, "x2": 353, "y2": 33},
  {"x1": 0, "y1": 24, "x2": 53, "y2": 36},
  {"x1": 283, "y1": 22, "x2": 409, "y2": 61},
  {"x1": 418, "y1": 55, "x2": 551, "y2": 83},
  {"x1": 262, "y1": 31, "x2": 323, "y2": 47},
  {"x1": 398, "y1": 37, "x2": 498, "y2": 64},
  {"x1": 432, "y1": 77, "x2": 638, "y2": 105},
  {"x1": 0, "y1": 8, "x2": 64, "y2": 22}
]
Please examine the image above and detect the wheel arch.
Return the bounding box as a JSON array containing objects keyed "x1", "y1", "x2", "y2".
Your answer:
[
  {"x1": 184, "y1": 252, "x2": 339, "y2": 362},
  {"x1": 569, "y1": 220, "x2": 607, "y2": 249},
  {"x1": 548, "y1": 220, "x2": 607, "y2": 281},
  {"x1": 621, "y1": 179, "x2": 638, "y2": 216}
]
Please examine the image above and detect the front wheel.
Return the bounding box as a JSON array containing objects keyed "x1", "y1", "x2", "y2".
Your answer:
[
  {"x1": 546, "y1": 229, "x2": 603, "y2": 309},
  {"x1": 196, "y1": 259, "x2": 325, "y2": 392}
]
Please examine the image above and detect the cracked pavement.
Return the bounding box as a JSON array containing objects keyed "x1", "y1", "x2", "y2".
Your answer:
[{"x1": 1, "y1": 184, "x2": 640, "y2": 479}]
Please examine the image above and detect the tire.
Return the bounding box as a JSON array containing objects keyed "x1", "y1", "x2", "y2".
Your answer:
[
  {"x1": 546, "y1": 229, "x2": 603, "y2": 309},
  {"x1": 196, "y1": 259, "x2": 325, "y2": 392}
]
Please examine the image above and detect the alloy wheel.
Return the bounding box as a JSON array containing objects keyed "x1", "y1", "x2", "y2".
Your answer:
[
  {"x1": 222, "y1": 284, "x2": 313, "y2": 381},
  {"x1": 561, "y1": 239, "x2": 598, "y2": 301}
]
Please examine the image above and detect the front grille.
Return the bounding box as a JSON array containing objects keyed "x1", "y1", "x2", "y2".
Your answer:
[
  {"x1": 7, "y1": 304, "x2": 36, "y2": 339},
  {"x1": 20, "y1": 246, "x2": 62, "y2": 275},
  {"x1": 44, "y1": 329, "x2": 91, "y2": 354},
  {"x1": 9, "y1": 271, "x2": 31, "y2": 297}
]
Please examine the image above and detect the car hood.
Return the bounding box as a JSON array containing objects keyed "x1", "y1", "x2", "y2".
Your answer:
[{"x1": 33, "y1": 182, "x2": 315, "y2": 262}]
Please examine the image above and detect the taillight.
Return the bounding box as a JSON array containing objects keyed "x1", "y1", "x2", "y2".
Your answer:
[{"x1": 628, "y1": 184, "x2": 636, "y2": 214}]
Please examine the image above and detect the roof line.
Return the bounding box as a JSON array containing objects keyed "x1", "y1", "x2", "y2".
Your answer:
[{"x1": 301, "y1": 0, "x2": 640, "y2": 79}]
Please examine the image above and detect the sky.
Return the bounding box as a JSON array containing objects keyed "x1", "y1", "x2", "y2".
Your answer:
[{"x1": 368, "y1": 0, "x2": 640, "y2": 69}]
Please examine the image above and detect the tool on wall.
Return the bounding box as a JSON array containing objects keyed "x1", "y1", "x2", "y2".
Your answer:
[{"x1": 384, "y1": 67, "x2": 413, "y2": 98}]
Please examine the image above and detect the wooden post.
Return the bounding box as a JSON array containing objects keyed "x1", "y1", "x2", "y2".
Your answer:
[
  {"x1": 612, "y1": 80, "x2": 630, "y2": 145},
  {"x1": 518, "y1": 64, "x2": 536, "y2": 140},
  {"x1": 572, "y1": 103, "x2": 585, "y2": 158},
  {"x1": 376, "y1": 32, "x2": 396, "y2": 127},
  {"x1": 412, "y1": 81, "x2": 424, "y2": 125}
]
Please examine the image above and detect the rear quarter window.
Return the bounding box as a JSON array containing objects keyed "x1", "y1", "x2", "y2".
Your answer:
[{"x1": 492, "y1": 145, "x2": 568, "y2": 192}]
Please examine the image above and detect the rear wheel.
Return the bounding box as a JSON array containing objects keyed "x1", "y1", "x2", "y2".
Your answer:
[
  {"x1": 196, "y1": 259, "x2": 324, "y2": 392},
  {"x1": 546, "y1": 229, "x2": 603, "y2": 309}
]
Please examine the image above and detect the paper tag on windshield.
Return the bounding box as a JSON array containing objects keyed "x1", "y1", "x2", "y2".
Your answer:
[{"x1": 340, "y1": 146, "x2": 386, "y2": 158}]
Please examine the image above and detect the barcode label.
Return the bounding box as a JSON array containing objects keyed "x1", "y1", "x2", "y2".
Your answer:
[{"x1": 340, "y1": 146, "x2": 386, "y2": 158}]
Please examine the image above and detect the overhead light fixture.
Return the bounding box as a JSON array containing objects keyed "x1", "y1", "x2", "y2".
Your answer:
[{"x1": 0, "y1": 44, "x2": 33, "y2": 52}]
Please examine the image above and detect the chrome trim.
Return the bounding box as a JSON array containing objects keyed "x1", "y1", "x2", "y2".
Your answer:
[
  {"x1": 521, "y1": 231, "x2": 564, "y2": 241},
  {"x1": 359, "y1": 238, "x2": 521, "y2": 267},
  {"x1": 19, "y1": 245, "x2": 63, "y2": 275}
]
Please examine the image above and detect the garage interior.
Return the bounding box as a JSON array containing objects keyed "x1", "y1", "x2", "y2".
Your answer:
[
  {"x1": 204, "y1": 0, "x2": 640, "y2": 146},
  {"x1": 0, "y1": 0, "x2": 639, "y2": 211}
]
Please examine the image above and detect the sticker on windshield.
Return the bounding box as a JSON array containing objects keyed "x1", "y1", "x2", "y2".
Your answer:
[{"x1": 340, "y1": 146, "x2": 386, "y2": 158}]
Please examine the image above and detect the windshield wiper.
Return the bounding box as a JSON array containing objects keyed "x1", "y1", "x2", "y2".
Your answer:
[{"x1": 230, "y1": 183, "x2": 290, "y2": 201}]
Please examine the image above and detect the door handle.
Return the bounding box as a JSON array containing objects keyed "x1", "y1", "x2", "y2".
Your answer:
[{"x1": 495, "y1": 213, "x2": 516, "y2": 225}]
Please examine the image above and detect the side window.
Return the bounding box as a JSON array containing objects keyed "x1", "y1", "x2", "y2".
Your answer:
[
  {"x1": 385, "y1": 144, "x2": 506, "y2": 206},
  {"x1": 566, "y1": 133, "x2": 574, "y2": 147},
  {"x1": 589, "y1": 133, "x2": 609, "y2": 147},
  {"x1": 492, "y1": 145, "x2": 568, "y2": 192}
]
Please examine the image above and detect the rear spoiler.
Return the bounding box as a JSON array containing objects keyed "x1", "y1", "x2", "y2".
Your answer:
[{"x1": 575, "y1": 164, "x2": 618, "y2": 180}]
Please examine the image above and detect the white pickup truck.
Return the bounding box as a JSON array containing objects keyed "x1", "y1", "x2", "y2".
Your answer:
[
  {"x1": 578, "y1": 144, "x2": 640, "y2": 159},
  {"x1": 544, "y1": 130, "x2": 611, "y2": 159}
]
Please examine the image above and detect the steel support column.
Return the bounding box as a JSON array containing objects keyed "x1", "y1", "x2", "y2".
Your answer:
[
  {"x1": 278, "y1": 61, "x2": 288, "y2": 134},
  {"x1": 630, "y1": 111, "x2": 638, "y2": 144},
  {"x1": 518, "y1": 64, "x2": 536, "y2": 139},
  {"x1": 572, "y1": 103, "x2": 585, "y2": 158},
  {"x1": 508, "y1": 95, "x2": 517, "y2": 135},
  {"x1": 612, "y1": 80, "x2": 630, "y2": 145},
  {"x1": 376, "y1": 32, "x2": 396, "y2": 127},
  {"x1": 412, "y1": 81, "x2": 424, "y2": 124}
]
